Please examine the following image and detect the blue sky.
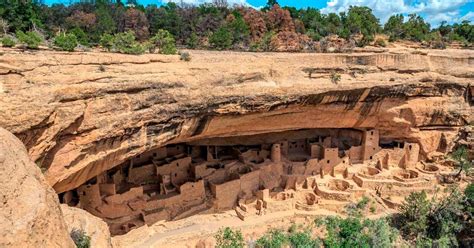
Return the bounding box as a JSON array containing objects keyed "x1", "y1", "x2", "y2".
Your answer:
[{"x1": 44, "y1": 0, "x2": 474, "y2": 27}]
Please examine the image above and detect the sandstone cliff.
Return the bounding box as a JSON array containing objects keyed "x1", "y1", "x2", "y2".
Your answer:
[
  {"x1": 0, "y1": 127, "x2": 75, "y2": 248},
  {"x1": 0, "y1": 48, "x2": 472, "y2": 193}
]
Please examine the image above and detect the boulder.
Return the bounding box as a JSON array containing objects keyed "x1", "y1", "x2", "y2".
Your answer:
[{"x1": 0, "y1": 128, "x2": 75, "y2": 248}]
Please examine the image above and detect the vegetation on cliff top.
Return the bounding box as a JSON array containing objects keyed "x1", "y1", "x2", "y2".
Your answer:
[{"x1": 0, "y1": 0, "x2": 473, "y2": 53}]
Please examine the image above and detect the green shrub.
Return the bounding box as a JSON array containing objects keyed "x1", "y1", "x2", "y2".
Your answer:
[
  {"x1": 450, "y1": 146, "x2": 471, "y2": 178},
  {"x1": 399, "y1": 191, "x2": 431, "y2": 237},
  {"x1": 318, "y1": 216, "x2": 398, "y2": 248},
  {"x1": 112, "y1": 31, "x2": 145, "y2": 55},
  {"x1": 1, "y1": 36, "x2": 15, "y2": 47},
  {"x1": 99, "y1": 33, "x2": 114, "y2": 51},
  {"x1": 180, "y1": 51, "x2": 191, "y2": 61},
  {"x1": 465, "y1": 183, "x2": 474, "y2": 201},
  {"x1": 53, "y1": 33, "x2": 78, "y2": 52},
  {"x1": 256, "y1": 229, "x2": 288, "y2": 248},
  {"x1": 215, "y1": 227, "x2": 244, "y2": 248},
  {"x1": 397, "y1": 188, "x2": 466, "y2": 246},
  {"x1": 330, "y1": 71, "x2": 341, "y2": 84},
  {"x1": 374, "y1": 38, "x2": 386, "y2": 47},
  {"x1": 70, "y1": 27, "x2": 89, "y2": 46},
  {"x1": 16, "y1": 30, "x2": 43, "y2": 49},
  {"x1": 209, "y1": 26, "x2": 233, "y2": 50},
  {"x1": 356, "y1": 34, "x2": 374, "y2": 47},
  {"x1": 287, "y1": 230, "x2": 320, "y2": 248},
  {"x1": 70, "y1": 228, "x2": 90, "y2": 248},
  {"x1": 186, "y1": 32, "x2": 199, "y2": 49},
  {"x1": 149, "y1": 29, "x2": 177, "y2": 54}
]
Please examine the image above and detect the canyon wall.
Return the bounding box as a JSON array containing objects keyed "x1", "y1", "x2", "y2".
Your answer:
[{"x1": 0, "y1": 48, "x2": 472, "y2": 193}]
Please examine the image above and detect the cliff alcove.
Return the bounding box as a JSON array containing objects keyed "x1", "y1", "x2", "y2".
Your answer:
[{"x1": 1, "y1": 48, "x2": 472, "y2": 238}]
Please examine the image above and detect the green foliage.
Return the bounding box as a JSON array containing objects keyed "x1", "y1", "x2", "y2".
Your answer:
[
  {"x1": 287, "y1": 229, "x2": 320, "y2": 248},
  {"x1": 399, "y1": 191, "x2": 431, "y2": 237},
  {"x1": 330, "y1": 71, "x2": 341, "y2": 84},
  {"x1": 256, "y1": 229, "x2": 288, "y2": 248},
  {"x1": 112, "y1": 31, "x2": 145, "y2": 55},
  {"x1": 465, "y1": 183, "x2": 474, "y2": 201},
  {"x1": 374, "y1": 38, "x2": 386, "y2": 47},
  {"x1": 227, "y1": 15, "x2": 250, "y2": 45},
  {"x1": 250, "y1": 31, "x2": 275, "y2": 52},
  {"x1": 16, "y1": 30, "x2": 42, "y2": 49},
  {"x1": 0, "y1": 0, "x2": 42, "y2": 32},
  {"x1": 149, "y1": 29, "x2": 177, "y2": 54},
  {"x1": 70, "y1": 228, "x2": 91, "y2": 248},
  {"x1": 186, "y1": 32, "x2": 199, "y2": 49},
  {"x1": 256, "y1": 227, "x2": 320, "y2": 248},
  {"x1": 215, "y1": 227, "x2": 244, "y2": 248},
  {"x1": 2, "y1": 1, "x2": 473, "y2": 52},
  {"x1": 209, "y1": 26, "x2": 233, "y2": 50},
  {"x1": 450, "y1": 146, "x2": 472, "y2": 177},
  {"x1": 93, "y1": 5, "x2": 116, "y2": 41},
  {"x1": 398, "y1": 188, "x2": 468, "y2": 246},
  {"x1": 384, "y1": 14, "x2": 404, "y2": 41},
  {"x1": 346, "y1": 6, "x2": 380, "y2": 40},
  {"x1": 53, "y1": 33, "x2": 78, "y2": 51},
  {"x1": 1, "y1": 36, "x2": 16, "y2": 47},
  {"x1": 70, "y1": 27, "x2": 89, "y2": 47},
  {"x1": 180, "y1": 51, "x2": 191, "y2": 61},
  {"x1": 403, "y1": 14, "x2": 430, "y2": 42},
  {"x1": 318, "y1": 216, "x2": 398, "y2": 248},
  {"x1": 99, "y1": 33, "x2": 114, "y2": 51}
]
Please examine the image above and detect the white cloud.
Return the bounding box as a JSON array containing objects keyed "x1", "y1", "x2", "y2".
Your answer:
[
  {"x1": 322, "y1": 0, "x2": 473, "y2": 26},
  {"x1": 461, "y1": 11, "x2": 474, "y2": 22}
]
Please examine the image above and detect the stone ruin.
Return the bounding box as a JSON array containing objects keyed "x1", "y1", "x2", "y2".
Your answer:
[{"x1": 59, "y1": 128, "x2": 453, "y2": 235}]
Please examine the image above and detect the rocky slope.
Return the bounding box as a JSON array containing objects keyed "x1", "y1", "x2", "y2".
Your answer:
[
  {"x1": 0, "y1": 47, "x2": 472, "y2": 193},
  {"x1": 0, "y1": 127, "x2": 75, "y2": 248}
]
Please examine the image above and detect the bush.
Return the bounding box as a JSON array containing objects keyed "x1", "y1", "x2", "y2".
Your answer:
[
  {"x1": 99, "y1": 33, "x2": 114, "y2": 51},
  {"x1": 374, "y1": 38, "x2": 386, "y2": 47},
  {"x1": 112, "y1": 31, "x2": 145, "y2": 55},
  {"x1": 399, "y1": 191, "x2": 431, "y2": 237},
  {"x1": 209, "y1": 26, "x2": 233, "y2": 50},
  {"x1": 318, "y1": 216, "x2": 398, "y2": 248},
  {"x1": 356, "y1": 34, "x2": 374, "y2": 47},
  {"x1": 287, "y1": 230, "x2": 320, "y2": 248},
  {"x1": 186, "y1": 32, "x2": 199, "y2": 49},
  {"x1": 70, "y1": 228, "x2": 90, "y2": 248},
  {"x1": 53, "y1": 33, "x2": 78, "y2": 52},
  {"x1": 330, "y1": 71, "x2": 341, "y2": 84},
  {"x1": 180, "y1": 51, "x2": 191, "y2": 61},
  {"x1": 149, "y1": 29, "x2": 177, "y2": 54},
  {"x1": 397, "y1": 188, "x2": 467, "y2": 246},
  {"x1": 256, "y1": 229, "x2": 288, "y2": 248},
  {"x1": 1, "y1": 36, "x2": 15, "y2": 47},
  {"x1": 70, "y1": 27, "x2": 89, "y2": 46},
  {"x1": 215, "y1": 227, "x2": 244, "y2": 248},
  {"x1": 16, "y1": 31, "x2": 43, "y2": 49},
  {"x1": 450, "y1": 146, "x2": 471, "y2": 178}
]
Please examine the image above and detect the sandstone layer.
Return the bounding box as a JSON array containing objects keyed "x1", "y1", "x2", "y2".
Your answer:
[
  {"x1": 0, "y1": 47, "x2": 472, "y2": 193},
  {"x1": 0, "y1": 128, "x2": 75, "y2": 248}
]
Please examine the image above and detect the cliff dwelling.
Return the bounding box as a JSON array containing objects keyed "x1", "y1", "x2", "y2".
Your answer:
[{"x1": 58, "y1": 127, "x2": 450, "y2": 235}]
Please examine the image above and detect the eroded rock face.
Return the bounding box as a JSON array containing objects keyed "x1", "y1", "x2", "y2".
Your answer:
[
  {"x1": 0, "y1": 48, "x2": 472, "y2": 194},
  {"x1": 0, "y1": 128, "x2": 75, "y2": 248},
  {"x1": 61, "y1": 204, "x2": 113, "y2": 248}
]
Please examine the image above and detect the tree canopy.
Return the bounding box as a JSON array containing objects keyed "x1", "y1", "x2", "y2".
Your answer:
[{"x1": 0, "y1": 1, "x2": 472, "y2": 52}]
